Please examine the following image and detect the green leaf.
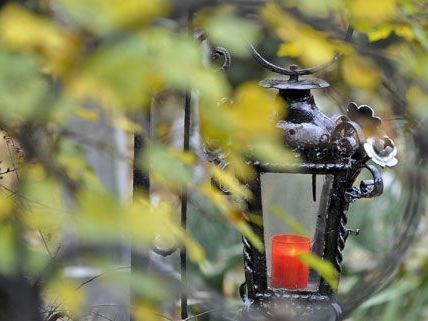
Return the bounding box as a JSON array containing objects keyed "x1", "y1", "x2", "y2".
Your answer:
[
  {"x1": 203, "y1": 7, "x2": 260, "y2": 57},
  {"x1": 141, "y1": 144, "x2": 194, "y2": 190},
  {"x1": 360, "y1": 279, "x2": 417, "y2": 309},
  {"x1": 0, "y1": 224, "x2": 17, "y2": 274},
  {"x1": 68, "y1": 29, "x2": 229, "y2": 111},
  {"x1": 270, "y1": 206, "x2": 309, "y2": 236},
  {"x1": 0, "y1": 50, "x2": 49, "y2": 121},
  {"x1": 53, "y1": 0, "x2": 169, "y2": 35},
  {"x1": 299, "y1": 252, "x2": 338, "y2": 289},
  {"x1": 380, "y1": 295, "x2": 402, "y2": 321},
  {"x1": 237, "y1": 220, "x2": 263, "y2": 252}
]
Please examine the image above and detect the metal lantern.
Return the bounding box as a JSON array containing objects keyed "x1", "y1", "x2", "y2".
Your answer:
[
  {"x1": 232, "y1": 48, "x2": 399, "y2": 321},
  {"x1": 144, "y1": 21, "x2": 400, "y2": 320}
]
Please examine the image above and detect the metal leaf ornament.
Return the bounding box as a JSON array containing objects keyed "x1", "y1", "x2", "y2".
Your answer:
[{"x1": 347, "y1": 102, "x2": 398, "y2": 167}]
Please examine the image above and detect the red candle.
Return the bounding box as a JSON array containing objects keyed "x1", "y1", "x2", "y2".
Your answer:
[{"x1": 271, "y1": 234, "x2": 310, "y2": 290}]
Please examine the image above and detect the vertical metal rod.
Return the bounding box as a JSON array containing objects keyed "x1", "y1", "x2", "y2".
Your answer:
[
  {"x1": 312, "y1": 174, "x2": 317, "y2": 202},
  {"x1": 180, "y1": 90, "x2": 191, "y2": 320},
  {"x1": 181, "y1": 10, "x2": 193, "y2": 320},
  {"x1": 133, "y1": 108, "x2": 151, "y2": 193}
]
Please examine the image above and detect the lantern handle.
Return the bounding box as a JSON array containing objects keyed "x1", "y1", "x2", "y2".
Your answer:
[
  {"x1": 249, "y1": 26, "x2": 354, "y2": 77},
  {"x1": 250, "y1": 43, "x2": 340, "y2": 76}
]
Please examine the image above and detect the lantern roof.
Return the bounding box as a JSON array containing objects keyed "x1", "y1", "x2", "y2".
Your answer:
[{"x1": 260, "y1": 75, "x2": 329, "y2": 90}]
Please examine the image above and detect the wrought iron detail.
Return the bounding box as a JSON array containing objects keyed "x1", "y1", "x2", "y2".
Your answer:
[
  {"x1": 346, "y1": 164, "x2": 384, "y2": 201},
  {"x1": 203, "y1": 26, "x2": 396, "y2": 321},
  {"x1": 241, "y1": 236, "x2": 256, "y2": 302},
  {"x1": 212, "y1": 46, "x2": 231, "y2": 71}
]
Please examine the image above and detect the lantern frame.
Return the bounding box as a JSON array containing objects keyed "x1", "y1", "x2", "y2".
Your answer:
[{"x1": 214, "y1": 48, "x2": 400, "y2": 318}]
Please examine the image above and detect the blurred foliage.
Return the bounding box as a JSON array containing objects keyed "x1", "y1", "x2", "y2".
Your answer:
[{"x1": 0, "y1": 0, "x2": 425, "y2": 320}]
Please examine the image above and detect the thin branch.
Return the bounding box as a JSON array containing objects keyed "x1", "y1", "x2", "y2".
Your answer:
[{"x1": 76, "y1": 266, "x2": 130, "y2": 290}]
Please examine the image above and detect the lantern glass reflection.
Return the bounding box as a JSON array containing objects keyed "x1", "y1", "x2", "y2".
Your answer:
[{"x1": 261, "y1": 173, "x2": 332, "y2": 291}]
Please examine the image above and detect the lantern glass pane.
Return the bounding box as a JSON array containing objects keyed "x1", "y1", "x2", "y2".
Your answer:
[{"x1": 261, "y1": 173, "x2": 331, "y2": 291}]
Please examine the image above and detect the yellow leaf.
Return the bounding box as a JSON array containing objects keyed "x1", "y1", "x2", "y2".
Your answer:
[
  {"x1": 407, "y1": 85, "x2": 428, "y2": 117},
  {"x1": 278, "y1": 42, "x2": 301, "y2": 57},
  {"x1": 210, "y1": 164, "x2": 251, "y2": 200},
  {"x1": 133, "y1": 303, "x2": 164, "y2": 321},
  {"x1": 368, "y1": 24, "x2": 414, "y2": 42},
  {"x1": 263, "y1": 3, "x2": 351, "y2": 66},
  {"x1": 227, "y1": 154, "x2": 254, "y2": 181},
  {"x1": 394, "y1": 24, "x2": 414, "y2": 41},
  {"x1": 227, "y1": 82, "x2": 284, "y2": 142},
  {"x1": 368, "y1": 26, "x2": 393, "y2": 42},
  {"x1": 200, "y1": 182, "x2": 263, "y2": 251},
  {"x1": 169, "y1": 150, "x2": 196, "y2": 165},
  {"x1": 200, "y1": 81, "x2": 295, "y2": 192},
  {"x1": 299, "y1": 253, "x2": 338, "y2": 289},
  {"x1": 250, "y1": 139, "x2": 297, "y2": 166},
  {"x1": 75, "y1": 190, "x2": 124, "y2": 241},
  {"x1": 341, "y1": 55, "x2": 381, "y2": 90},
  {"x1": 74, "y1": 107, "x2": 99, "y2": 122},
  {"x1": 201, "y1": 181, "x2": 231, "y2": 214},
  {"x1": 270, "y1": 206, "x2": 309, "y2": 236},
  {"x1": 183, "y1": 235, "x2": 206, "y2": 263},
  {"x1": 66, "y1": 74, "x2": 124, "y2": 111},
  {"x1": 0, "y1": 4, "x2": 81, "y2": 74},
  {"x1": 0, "y1": 197, "x2": 13, "y2": 220},
  {"x1": 142, "y1": 144, "x2": 194, "y2": 190},
  {"x1": 234, "y1": 219, "x2": 263, "y2": 251},
  {"x1": 46, "y1": 279, "x2": 85, "y2": 314},
  {"x1": 346, "y1": 0, "x2": 397, "y2": 30},
  {"x1": 54, "y1": 0, "x2": 170, "y2": 35},
  {"x1": 126, "y1": 196, "x2": 206, "y2": 264},
  {"x1": 113, "y1": 115, "x2": 142, "y2": 133},
  {"x1": 291, "y1": 0, "x2": 344, "y2": 18},
  {"x1": 23, "y1": 209, "x2": 64, "y2": 238}
]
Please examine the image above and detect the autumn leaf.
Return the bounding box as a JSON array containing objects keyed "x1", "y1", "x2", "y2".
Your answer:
[
  {"x1": 0, "y1": 197, "x2": 13, "y2": 221},
  {"x1": 299, "y1": 252, "x2": 338, "y2": 289},
  {"x1": 270, "y1": 206, "x2": 309, "y2": 237},
  {"x1": 52, "y1": 0, "x2": 169, "y2": 35},
  {"x1": 368, "y1": 24, "x2": 414, "y2": 42},
  {"x1": 142, "y1": 144, "x2": 195, "y2": 190},
  {"x1": 346, "y1": 0, "x2": 397, "y2": 31},
  {"x1": 210, "y1": 164, "x2": 251, "y2": 200},
  {"x1": 0, "y1": 50, "x2": 49, "y2": 121},
  {"x1": 46, "y1": 279, "x2": 85, "y2": 315},
  {"x1": 341, "y1": 55, "x2": 382, "y2": 90},
  {"x1": 133, "y1": 303, "x2": 165, "y2": 321},
  {"x1": 0, "y1": 4, "x2": 81, "y2": 74},
  {"x1": 263, "y1": 3, "x2": 351, "y2": 66},
  {"x1": 277, "y1": 42, "x2": 301, "y2": 57},
  {"x1": 74, "y1": 107, "x2": 99, "y2": 122},
  {"x1": 199, "y1": 6, "x2": 260, "y2": 57}
]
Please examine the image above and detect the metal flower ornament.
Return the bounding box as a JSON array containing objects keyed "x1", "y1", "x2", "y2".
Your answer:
[{"x1": 347, "y1": 102, "x2": 398, "y2": 168}]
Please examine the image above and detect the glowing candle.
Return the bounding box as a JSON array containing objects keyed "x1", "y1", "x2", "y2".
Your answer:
[{"x1": 271, "y1": 234, "x2": 310, "y2": 290}]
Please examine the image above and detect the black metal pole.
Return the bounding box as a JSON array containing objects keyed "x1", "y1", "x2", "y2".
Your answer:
[
  {"x1": 180, "y1": 10, "x2": 193, "y2": 320},
  {"x1": 133, "y1": 109, "x2": 151, "y2": 193},
  {"x1": 180, "y1": 90, "x2": 191, "y2": 320}
]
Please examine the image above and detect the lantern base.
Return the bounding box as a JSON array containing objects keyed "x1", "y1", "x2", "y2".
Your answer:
[{"x1": 240, "y1": 294, "x2": 342, "y2": 321}]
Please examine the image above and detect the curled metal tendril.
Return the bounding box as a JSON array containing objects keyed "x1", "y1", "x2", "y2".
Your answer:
[{"x1": 213, "y1": 46, "x2": 231, "y2": 71}]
